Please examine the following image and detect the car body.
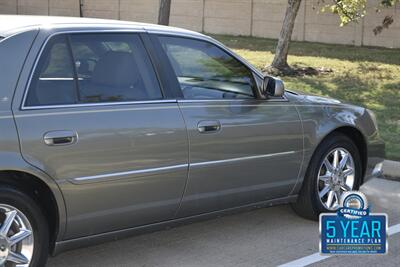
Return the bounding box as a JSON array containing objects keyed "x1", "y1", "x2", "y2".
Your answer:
[{"x1": 0, "y1": 15, "x2": 384, "y2": 264}]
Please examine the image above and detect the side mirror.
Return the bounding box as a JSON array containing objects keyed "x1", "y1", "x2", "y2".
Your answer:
[{"x1": 261, "y1": 76, "x2": 285, "y2": 98}]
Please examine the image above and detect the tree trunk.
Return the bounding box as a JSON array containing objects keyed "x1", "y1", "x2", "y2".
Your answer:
[
  {"x1": 79, "y1": 0, "x2": 83, "y2": 17},
  {"x1": 270, "y1": 0, "x2": 302, "y2": 71},
  {"x1": 158, "y1": 0, "x2": 172, "y2": 25}
]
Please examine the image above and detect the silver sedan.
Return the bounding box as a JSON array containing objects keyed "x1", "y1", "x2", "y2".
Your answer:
[{"x1": 0, "y1": 15, "x2": 384, "y2": 266}]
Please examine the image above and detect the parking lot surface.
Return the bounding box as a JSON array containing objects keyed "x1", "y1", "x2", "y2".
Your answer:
[{"x1": 48, "y1": 178, "x2": 400, "y2": 267}]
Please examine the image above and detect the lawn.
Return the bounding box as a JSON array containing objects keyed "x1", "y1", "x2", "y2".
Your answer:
[{"x1": 212, "y1": 35, "x2": 400, "y2": 160}]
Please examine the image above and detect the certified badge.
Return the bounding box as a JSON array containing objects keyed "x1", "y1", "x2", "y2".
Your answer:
[{"x1": 319, "y1": 191, "x2": 388, "y2": 254}]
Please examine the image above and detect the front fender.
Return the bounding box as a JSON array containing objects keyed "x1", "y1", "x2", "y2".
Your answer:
[{"x1": 291, "y1": 102, "x2": 383, "y2": 194}]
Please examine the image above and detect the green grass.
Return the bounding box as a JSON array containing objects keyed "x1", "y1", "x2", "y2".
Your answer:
[{"x1": 212, "y1": 34, "x2": 400, "y2": 160}]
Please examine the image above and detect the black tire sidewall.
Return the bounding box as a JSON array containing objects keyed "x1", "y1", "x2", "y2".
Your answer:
[
  {"x1": 309, "y1": 134, "x2": 363, "y2": 213},
  {"x1": 0, "y1": 187, "x2": 49, "y2": 267}
]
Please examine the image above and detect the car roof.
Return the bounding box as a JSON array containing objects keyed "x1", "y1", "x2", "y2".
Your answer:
[{"x1": 0, "y1": 15, "x2": 205, "y2": 38}]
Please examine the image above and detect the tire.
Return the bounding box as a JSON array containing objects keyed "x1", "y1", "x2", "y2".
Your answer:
[
  {"x1": 0, "y1": 186, "x2": 49, "y2": 267},
  {"x1": 292, "y1": 133, "x2": 362, "y2": 221}
]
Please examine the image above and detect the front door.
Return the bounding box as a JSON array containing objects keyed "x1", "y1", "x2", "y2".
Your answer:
[
  {"x1": 154, "y1": 35, "x2": 303, "y2": 217},
  {"x1": 13, "y1": 32, "x2": 188, "y2": 239}
]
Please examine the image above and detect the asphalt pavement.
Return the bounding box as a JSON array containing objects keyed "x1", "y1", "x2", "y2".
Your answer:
[{"x1": 48, "y1": 177, "x2": 400, "y2": 267}]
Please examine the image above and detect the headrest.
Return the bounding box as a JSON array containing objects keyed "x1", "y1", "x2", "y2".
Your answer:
[{"x1": 92, "y1": 51, "x2": 139, "y2": 87}]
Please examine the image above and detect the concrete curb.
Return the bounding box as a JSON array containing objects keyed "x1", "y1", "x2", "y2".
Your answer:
[{"x1": 382, "y1": 160, "x2": 400, "y2": 180}]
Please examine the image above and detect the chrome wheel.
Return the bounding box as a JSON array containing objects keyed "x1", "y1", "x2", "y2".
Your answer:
[
  {"x1": 0, "y1": 204, "x2": 34, "y2": 267},
  {"x1": 317, "y1": 148, "x2": 355, "y2": 210}
]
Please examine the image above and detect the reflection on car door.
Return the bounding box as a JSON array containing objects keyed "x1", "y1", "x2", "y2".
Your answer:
[
  {"x1": 155, "y1": 35, "x2": 304, "y2": 217},
  {"x1": 13, "y1": 33, "x2": 188, "y2": 239}
]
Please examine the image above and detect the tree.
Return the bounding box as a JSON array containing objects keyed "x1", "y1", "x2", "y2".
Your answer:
[
  {"x1": 270, "y1": 0, "x2": 302, "y2": 72},
  {"x1": 269, "y1": 0, "x2": 399, "y2": 73},
  {"x1": 79, "y1": 0, "x2": 83, "y2": 17},
  {"x1": 158, "y1": 0, "x2": 172, "y2": 25}
]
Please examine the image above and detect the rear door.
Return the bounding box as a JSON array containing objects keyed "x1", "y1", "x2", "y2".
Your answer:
[
  {"x1": 13, "y1": 32, "x2": 188, "y2": 239},
  {"x1": 152, "y1": 35, "x2": 304, "y2": 217}
]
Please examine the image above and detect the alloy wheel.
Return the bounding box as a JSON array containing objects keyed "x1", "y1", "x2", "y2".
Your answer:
[
  {"x1": 317, "y1": 148, "x2": 355, "y2": 210},
  {"x1": 0, "y1": 204, "x2": 34, "y2": 267}
]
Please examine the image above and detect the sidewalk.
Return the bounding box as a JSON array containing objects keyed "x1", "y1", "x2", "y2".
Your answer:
[{"x1": 383, "y1": 160, "x2": 400, "y2": 180}]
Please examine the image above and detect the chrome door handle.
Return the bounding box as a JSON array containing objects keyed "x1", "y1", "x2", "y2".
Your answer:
[
  {"x1": 43, "y1": 130, "x2": 78, "y2": 146},
  {"x1": 197, "y1": 120, "x2": 221, "y2": 133}
]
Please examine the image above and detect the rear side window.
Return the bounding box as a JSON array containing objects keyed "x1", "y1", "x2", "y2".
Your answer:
[
  {"x1": 25, "y1": 35, "x2": 77, "y2": 106},
  {"x1": 157, "y1": 36, "x2": 256, "y2": 100},
  {"x1": 25, "y1": 33, "x2": 162, "y2": 107}
]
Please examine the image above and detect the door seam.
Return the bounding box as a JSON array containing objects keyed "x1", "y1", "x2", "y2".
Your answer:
[{"x1": 173, "y1": 102, "x2": 191, "y2": 218}]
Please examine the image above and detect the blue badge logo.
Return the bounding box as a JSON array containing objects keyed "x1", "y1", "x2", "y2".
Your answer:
[{"x1": 320, "y1": 191, "x2": 388, "y2": 254}]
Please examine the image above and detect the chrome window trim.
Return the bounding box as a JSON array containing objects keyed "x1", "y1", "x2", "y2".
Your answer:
[
  {"x1": 15, "y1": 105, "x2": 178, "y2": 119},
  {"x1": 178, "y1": 99, "x2": 256, "y2": 103},
  {"x1": 21, "y1": 99, "x2": 177, "y2": 110},
  {"x1": 20, "y1": 28, "x2": 166, "y2": 110},
  {"x1": 177, "y1": 97, "x2": 288, "y2": 104}
]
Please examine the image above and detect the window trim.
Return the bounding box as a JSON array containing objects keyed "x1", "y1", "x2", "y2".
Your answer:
[
  {"x1": 21, "y1": 99, "x2": 178, "y2": 110},
  {"x1": 21, "y1": 29, "x2": 167, "y2": 110}
]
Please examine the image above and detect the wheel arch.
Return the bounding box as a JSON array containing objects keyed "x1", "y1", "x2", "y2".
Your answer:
[
  {"x1": 292, "y1": 124, "x2": 368, "y2": 197},
  {"x1": 0, "y1": 162, "x2": 66, "y2": 254},
  {"x1": 318, "y1": 126, "x2": 367, "y2": 180},
  {"x1": 290, "y1": 125, "x2": 368, "y2": 219}
]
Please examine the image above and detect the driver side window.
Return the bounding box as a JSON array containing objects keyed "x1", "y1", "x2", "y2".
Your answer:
[{"x1": 158, "y1": 36, "x2": 256, "y2": 100}]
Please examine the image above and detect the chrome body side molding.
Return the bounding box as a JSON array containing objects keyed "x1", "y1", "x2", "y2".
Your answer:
[{"x1": 68, "y1": 151, "x2": 298, "y2": 184}]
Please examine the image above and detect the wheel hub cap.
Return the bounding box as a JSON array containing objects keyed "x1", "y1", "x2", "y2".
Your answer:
[{"x1": 332, "y1": 173, "x2": 339, "y2": 183}]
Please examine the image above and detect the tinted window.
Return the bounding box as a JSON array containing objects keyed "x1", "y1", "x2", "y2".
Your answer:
[
  {"x1": 25, "y1": 35, "x2": 78, "y2": 106},
  {"x1": 25, "y1": 33, "x2": 162, "y2": 107},
  {"x1": 70, "y1": 34, "x2": 162, "y2": 103},
  {"x1": 158, "y1": 36, "x2": 256, "y2": 100}
]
